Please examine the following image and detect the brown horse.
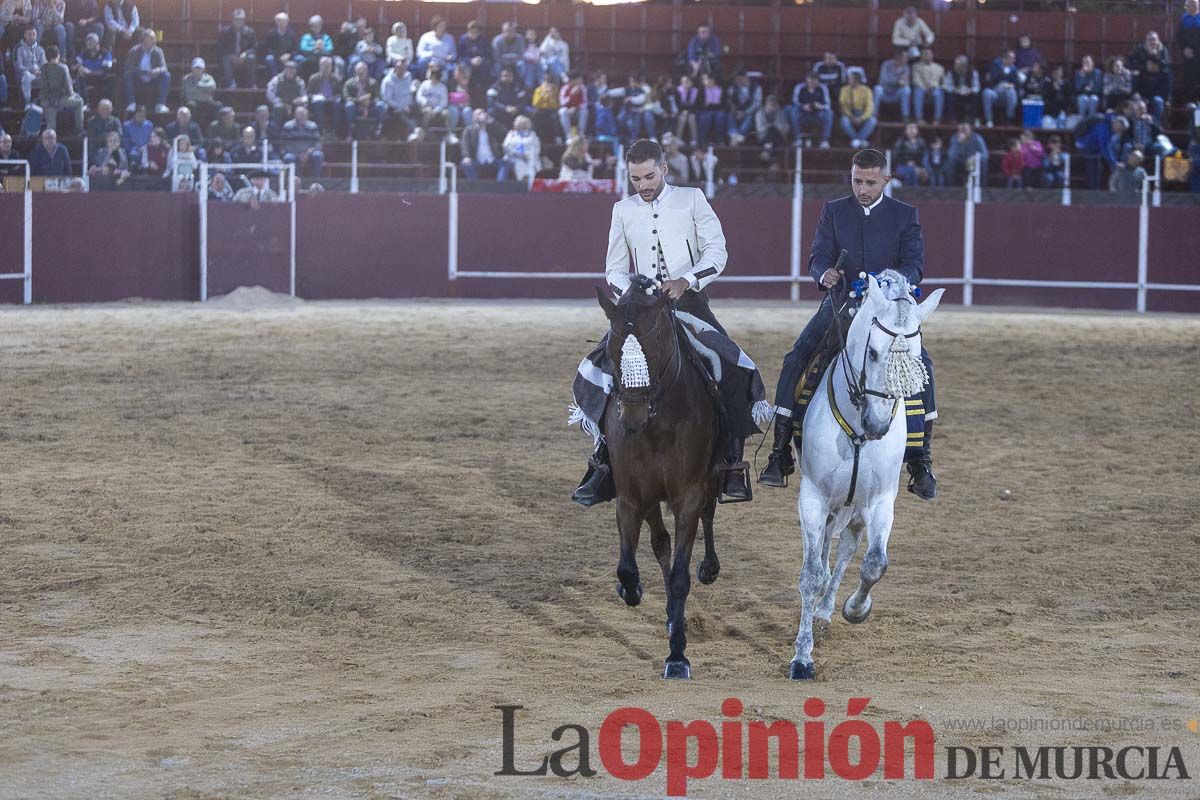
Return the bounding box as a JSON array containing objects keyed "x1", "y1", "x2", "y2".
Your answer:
[{"x1": 596, "y1": 276, "x2": 722, "y2": 680}]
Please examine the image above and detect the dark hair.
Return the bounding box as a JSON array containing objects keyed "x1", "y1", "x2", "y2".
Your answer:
[
  {"x1": 625, "y1": 139, "x2": 664, "y2": 165},
  {"x1": 45, "y1": 44, "x2": 59, "y2": 60},
  {"x1": 850, "y1": 148, "x2": 887, "y2": 171}
]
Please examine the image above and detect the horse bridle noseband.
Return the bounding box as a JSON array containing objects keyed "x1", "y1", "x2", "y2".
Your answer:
[
  {"x1": 612, "y1": 300, "x2": 681, "y2": 421},
  {"x1": 839, "y1": 316, "x2": 921, "y2": 412}
]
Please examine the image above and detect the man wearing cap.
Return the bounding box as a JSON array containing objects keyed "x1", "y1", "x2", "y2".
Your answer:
[
  {"x1": 217, "y1": 8, "x2": 257, "y2": 88},
  {"x1": 122, "y1": 28, "x2": 169, "y2": 113},
  {"x1": 758, "y1": 148, "x2": 938, "y2": 500},
  {"x1": 572, "y1": 138, "x2": 760, "y2": 506},
  {"x1": 233, "y1": 169, "x2": 278, "y2": 208},
  {"x1": 266, "y1": 58, "x2": 307, "y2": 124},
  {"x1": 183, "y1": 56, "x2": 220, "y2": 125}
]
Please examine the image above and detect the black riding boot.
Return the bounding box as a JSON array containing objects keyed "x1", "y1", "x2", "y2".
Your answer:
[
  {"x1": 719, "y1": 437, "x2": 752, "y2": 503},
  {"x1": 906, "y1": 421, "x2": 937, "y2": 500},
  {"x1": 572, "y1": 439, "x2": 616, "y2": 507},
  {"x1": 758, "y1": 412, "x2": 795, "y2": 488}
]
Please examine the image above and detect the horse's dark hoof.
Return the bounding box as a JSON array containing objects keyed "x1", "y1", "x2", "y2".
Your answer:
[
  {"x1": 789, "y1": 660, "x2": 815, "y2": 681},
  {"x1": 697, "y1": 559, "x2": 720, "y2": 585},
  {"x1": 842, "y1": 596, "x2": 872, "y2": 624},
  {"x1": 663, "y1": 660, "x2": 692, "y2": 680},
  {"x1": 617, "y1": 582, "x2": 643, "y2": 607}
]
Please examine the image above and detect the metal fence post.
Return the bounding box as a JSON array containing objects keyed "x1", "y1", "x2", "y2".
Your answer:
[{"x1": 790, "y1": 145, "x2": 803, "y2": 302}]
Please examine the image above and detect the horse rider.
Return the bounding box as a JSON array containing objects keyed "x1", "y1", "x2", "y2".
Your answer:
[
  {"x1": 573, "y1": 138, "x2": 757, "y2": 507},
  {"x1": 758, "y1": 148, "x2": 939, "y2": 499}
]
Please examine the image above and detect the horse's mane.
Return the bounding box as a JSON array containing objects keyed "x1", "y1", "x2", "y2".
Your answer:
[{"x1": 618, "y1": 274, "x2": 662, "y2": 307}]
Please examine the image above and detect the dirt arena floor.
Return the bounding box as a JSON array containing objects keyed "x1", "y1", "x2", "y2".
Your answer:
[{"x1": 0, "y1": 294, "x2": 1198, "y2": 799}]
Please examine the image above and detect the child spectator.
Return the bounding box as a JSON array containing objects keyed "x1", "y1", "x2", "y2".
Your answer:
[
  {"x1": 1002, "y1": 138, "x2": 1024, "y2": 187},
  {"x1": 1043, "y1": 135, "x2": 1066, "y2": 188},
  {"x1": 927, "y1": 135, "x2": 946, "y2": 186},
  {"x1": 892, "y1": 122, "x2": 930, "y2": 185},
  {"x1": 558, "y1": 71, "x2": 588, "y2": 140},
  {"x1": 755, "y1": 94, "x2": 792, "y2": 158},
  {"x1": 675, "y1": 74, "x2": 699, "y2": 147},
  {"x1": 123, "y1": 105, "x2": 152, "y2": 161},
  {"x1": 696, "y1": 72, "x2": 726, "y2": 146},
  {"x1": 142, "y1": 126, "x2": 169, "y2": 175},
  {"x1": 39, "y1": 45, "x2": 83, "y2": 132},
  {"x1": 522, "y1": 28, "x2": 541, "y2": 89},
  {"x1": 1019, "y1": 129, "x2": 1045, "y2": 188},
  {"x1": 559, "y1": 133, "x2": 596, "y2": 180},
  {"x1": 502, "y1": 114, "x2": 540, "y2": 182},
  {"x1": 1108, "y1": 147, "x2": 1146, "y2": 196},
  {"x1": 1075, "y1": 54, "x2": 1103, "y2": 118},
  {"x1": 353, "y1": 27, "x2": 384, "y2": 81},
  {"x1": 531, "y1": 74, "x2": 561, "y2": 145},
  {"x1": 386, "y1": 22, "x2": 412, "y2": 68},
  {"x1": 540, "y1": 27, "x2": 569, "y2": 82}
]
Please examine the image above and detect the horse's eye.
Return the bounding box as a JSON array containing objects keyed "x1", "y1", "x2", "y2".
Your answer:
[{"x1": 868, "y1": 349, "x2": 879, "y2": 362}]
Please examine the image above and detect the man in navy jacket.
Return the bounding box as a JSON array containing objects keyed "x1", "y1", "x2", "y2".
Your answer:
[
  {"x1": 759, "y1": 148, "x2": 938, "y2": 499},
  {"x1": 29, "y1": 128, "x2": 72, "y2": 176}
]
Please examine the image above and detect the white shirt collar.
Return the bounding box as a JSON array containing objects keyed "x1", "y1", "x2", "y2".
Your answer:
[
  {"x1": 634, "y1": 181, "x2": 673, "y2": 208},
  {"x1": 861, "y1": 193, "x2": 885, "y2": 216}
]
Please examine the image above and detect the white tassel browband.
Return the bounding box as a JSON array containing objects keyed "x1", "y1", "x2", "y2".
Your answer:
[
  {"x1": 884, "y1": 334, "x2": 929, "y2": 399},
  {"x1": 620, "y1": 336, "x2": 651, "y2": 388}
]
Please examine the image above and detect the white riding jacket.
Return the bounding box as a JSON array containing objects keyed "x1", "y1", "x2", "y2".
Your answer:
[{"x1": 604, "y1": 182, "x2": 727, "y2": 297}]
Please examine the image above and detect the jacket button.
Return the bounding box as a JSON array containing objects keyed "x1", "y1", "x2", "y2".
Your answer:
[
  {"x1": 652, "y1": 230, "x2": 657, "y2": 234},
  {"x1": 653, "y1": 214, "x2": 658, "y2": 218},
  {"x1": 651, "y1": 246, "x2": 656, "y2": 250}
]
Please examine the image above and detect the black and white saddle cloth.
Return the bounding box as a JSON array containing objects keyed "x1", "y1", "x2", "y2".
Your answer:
[{"x1": 568, "y1": 311, "x2": 774, "y2": 444}]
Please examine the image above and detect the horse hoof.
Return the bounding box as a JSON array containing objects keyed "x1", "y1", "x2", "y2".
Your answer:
[
  {"x1": 697, "y1": 559, "x2": 720, "y2": 585},
  {"x1": 842, "y1": 596, "x2": 872, "y2": 624},
  {"x1": 663, "y1": 660, "x2": 691, "y2": 680},
  {"x1": 789, "y1": 660, "x2": 815, "y2": 681},
  {"x1": 617, "y1": 582, "x2": 643, "y2": 607}
]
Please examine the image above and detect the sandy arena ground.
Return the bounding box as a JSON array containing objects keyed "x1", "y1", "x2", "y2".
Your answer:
[{"x1": 0, "y1": 295, "x2": 1197, "y2": 799}]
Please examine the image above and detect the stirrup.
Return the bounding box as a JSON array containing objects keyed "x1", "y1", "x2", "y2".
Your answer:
[{"x1": 718, "y1": 460, "x2": 753, "y2": 504}]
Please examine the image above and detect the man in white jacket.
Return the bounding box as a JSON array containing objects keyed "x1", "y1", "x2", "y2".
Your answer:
[{"x1": 573, "y1": 138, "x2": 758, "y2": 506}]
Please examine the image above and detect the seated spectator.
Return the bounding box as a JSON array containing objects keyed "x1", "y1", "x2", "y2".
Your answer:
[
  {"x1": 1128, "y1": 31, "x2": 1169, "y2": 77},
  {"x1": 205, "y1": 139, "x2": 231, "y2": 170},
  {"x1": 1040, "y1": 64, "x2": 1071, "y2": 128},
  {"x1": 592, "y1": 95, "x2": 619, "y2": 146},
  {"x1": 726, "y1": 70, "x2": 761, "y2": 146},
  {"x1": 141, "y1": 125, "x2": 169, "y2": 175},
  {"x1": 457, "y1": 20, "x2": 490, "y2": 88},
  {"x1": 1075, "y1": 54, "x2": 1103, "y2": 118},
  {"x1": 944, "y1": 121, "x2": 987, "y2": 185},
  {"x1": 790, "y1": 71, "x2": 832, "y2": 148},
  {"x1": 1042, "y1": 134, "x2": 1066, "y2": 188},
  {"x1": 416, "y1": 15, "x2": 456, "y2": 80},
  {"x1": 927, "y1": 135, "x2": 946, "y2": 186},
  {"x1": 521, "y1": 28, "x2": 542, "y2": 89},
  {"x1": 89, "y1": 156, "x2": 130, "y2": 190},
  {"x1": 874, "y1": 49, "x2": 912, "y2": 120},
  {"x1": 891, "y1": 121, "x2": 929, "y2": 185},
  {"x1": 166, "y1": 133, "x2": 199, "y2": 187},
  {"x1": 0, "y1": 134, "x2": 19, "y2": 179},
  {"x1": 386, "y1": 21, "x2": 413, "y2": 68},
  {"x1": 1014, "y1": 34, "x2": 1043, "y2": 76},
  {"x1": 352, "y1": 27, "x2": 384, "y2": 81},
  {"x1": 649, "y1": 75, "x2": 678, "y2": 140},
  {"x1": 911, "y1": 48, "x2": 945, "y2": 124},
  {"x1": 38, "y1": 45, "x2": 82, "y2": 132},
  {"x1": 487, "y1": 66, "x2": 527, "y2": 130},
  {"x1": 266, "y1": 59, "x2": 306, "y2": 124},
  {"x1": 299, "y1": 15, "x2": 336, "y2": 77},
  {"x1": 1124, "y1": 98, "x2": 1162, "y2": 157},
  {"x1": 183, "y1": 57, "x2": 220, "y2": 125},
  {"x1": 280, "y1": 104, "x2": 323, "y2": 177},
  {"x1": 675, "y1": 74, "x2": 699, "y2": 146},
  {"x1": 122, "y1": 104, "x2": 151, "y2": 161},
  {"x1": 1103, "y1": 57, "x2": 1132, "y2": 111},
  {"x1": 86, "y1": 97, "x2": 121, "y2": 142},
  {"x1": 558, "y1": 70, "x2": 588, "y2": 140},
  {"x1": 90, "y1": 128, "x2": 128, "y2": 174},
  {"x1": 892, "y1": 6, "x2": 933, "y2": 60},
  {"x1": 259, "y1": 12, "x2": 297, "y2": 78},
  {"x1": 696, "y1": 72, "x2": 726, "y2": 147},
  {"x1": 1073, "y1": 111, "x2": 1125, "y2": 189},
  {"x1": 1133, "y1": 57, "x2": 1171, "y2": 124},
  {"x1": 587, "y1": 71, "x2": 610, "y2": 122},
  {"x1": 380, "y1": 59, "x2": 417, "y2": 140},
  {"x1": 684, "y1": 23, "x2": 721, "y2": 78},
  {"x1": 122, "y1": 29, "x2": 169, "y2": 113},
  {"x1": 207, "y1": 169, "x2": 234, "y2": 201},
  {"x1": 74, "y1": 32, "x2": 114, "y2": 103},
  {"x1": 1108, "y1": 147, "x2": 1146, "y2": 196},
  {"x1": 335, "y1": 18, "x2": 365, "y2": 73},
  {"x1": 459, "y1": 108, "x2": 507, "y2": 180},
  {"x1": 983, "y1": 49, "x2": 1019, "y2": 127},
  {"x1": 530, "y1": 73, "x2": 560, "y2": 145},
  {"x1": 662, "y1": 132, "x2": 700, "y2": 183},
  {"x1": 306, "y1": 56, "x2": 341, "y2": 134},
  {"x1": 502, "y1": 114, "x2": 540, "y2": 182},
  {"x1": 29, "y1": 127, "x2": 70, "y2": 175},
  {"x1": 1182, "y1": 45, "x2": 1200, "y2": 106},
  {"x1": 73, "y1": 0, "x2": 105, "y2": 49},
  {"x1": 164, "y1": 106, "x2": 204, "y2": 152},
  {"x1": 15, "y1": 26, "x2": 46, "y2": 109},
  {"x1": 217, "y1": 8, "x2": 256, "y2": 89},
  {"x1": 233, "y1": 169, "x2": 278, "y2": 206},
  {"x1": 230, "y1": 124, "x2": 264, "y2": 165},
  {"x1": 838, "y1": 67, "x2": 875, "y2": 147},
  {"x1": 945, "y1": 54, "x2": 980, "y2": 122},
  {"x1": 491, "y1": 21, "x2": 522, "y2": 81},
  {"x1": 344, "y1": 59, "x2": 385, "y2": 139},
  {"x1": 412, "y1": 62, "x2": 449, "y2": 142},
  {"x1": 559, "y1": 132, "x2": 596, "y2": 179},
  {"x1": 1018, "y1": 129, "x2": 1044, "y2": 187},
  {"x1": 1183, "y1": 0, "x2": 1200, "y2": 54},
  {"x1": 251, "y1": 104, "x2": 278, "y2": 143},
  {"x1": 755, "y1": 93, "x2": 791, "y2": 158},
  {"x1": 451, "y1": 66, "x2": 479, "y2": 136},
  {"x1": 1001, "y1": 138, "x2": 1023, "y2": 188},
  {"x1": 206, "y1": 106, "x2": 240, "y2": 150},
  {"x1": 102, "y1": 0, "x2": 137, "y2": 52},
  {"x1": 540, "y1": 27, "x2": 568, "y2": 83},
  {"x1": 813, "y1": 52, "x2": 846, "y2": 108},
  {"x1": 616, "y1": 73, "x2": 654, "y2": 144},
  {"x1": 31, "y1": 0, "x2": 72, "y2": 58}
]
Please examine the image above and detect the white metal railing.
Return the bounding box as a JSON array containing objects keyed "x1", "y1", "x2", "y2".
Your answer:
[{"x1": 0, "y1": 160, "x2": 32, "y2": 304}]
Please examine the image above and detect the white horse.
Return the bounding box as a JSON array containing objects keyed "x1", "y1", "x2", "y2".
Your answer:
[{"x1": 789, "y1": 270, "x2": 944, "y2": 680}]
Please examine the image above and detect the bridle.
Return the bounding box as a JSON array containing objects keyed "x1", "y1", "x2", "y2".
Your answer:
[{"x1": 611, "y1": 298, "x2": 682, "y2": 421}]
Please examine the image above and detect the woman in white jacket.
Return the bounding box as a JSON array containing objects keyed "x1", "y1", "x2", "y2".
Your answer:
[
  {"x1": 386, "y1": 21, "x2": 413, "y2": 68},
  {"x1": 539, "y1": 27, "x2": 569, "y2": 82},
  {"x1": 502, "y1": 115, "x2": 540, "y2": 183}
]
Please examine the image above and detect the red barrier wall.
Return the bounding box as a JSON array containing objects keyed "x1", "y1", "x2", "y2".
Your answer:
[{"x1": 0, "y1": 192, "x2": 1195, "y2": 313}]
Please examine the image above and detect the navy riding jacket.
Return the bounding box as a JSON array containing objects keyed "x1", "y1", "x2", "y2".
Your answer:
[{"x1": 809, "y1": 194, "x2": 924, "y2": 289}]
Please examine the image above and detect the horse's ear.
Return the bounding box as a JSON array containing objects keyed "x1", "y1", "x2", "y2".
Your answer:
[
  {"x1": 866, "y1": 275, "x2": 888, "y2": 312},
  {"x1": 915, "y1": 288, "x2": 945, "y2": 322},
  {"x1": 596, "y1": 285, "x2": 618, "y2": 321}
]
